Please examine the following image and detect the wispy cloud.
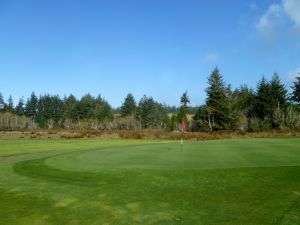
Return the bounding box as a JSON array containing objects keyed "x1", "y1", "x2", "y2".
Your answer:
[
  {"x1": 202, "y1": 53, "x2": 218, "y2": 64},
  {"x1": 256, "y1": 0, "x2": 300, "y2": 42},
  {"x1": 283, "y1": 0, "x2": 300, "y2": 30},
  {"x1": 256, "y1": 4, "x2": 284, "y2": 43}
]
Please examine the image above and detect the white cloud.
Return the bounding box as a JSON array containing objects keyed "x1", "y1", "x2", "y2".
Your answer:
[
  {"x1": 202, "y1": 53, "x2": 217, "y2": 64},
  {"x1": 256, "y1": 4, "x2": 284, "y2": 42},
  {"x1": 256, "y1": 0, "x2": 300, "y2": 41},
  {"x1": 283, "y1": 0, "x2": 300, "y2": 28}
]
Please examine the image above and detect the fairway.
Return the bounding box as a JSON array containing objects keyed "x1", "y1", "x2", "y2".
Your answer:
[{"x1": 1, "y1": 138, "x2": 300, "y2": 225}]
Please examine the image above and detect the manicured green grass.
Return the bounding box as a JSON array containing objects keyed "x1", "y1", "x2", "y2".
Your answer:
[{"x1": 1, "y1": 138, "x2": 300, "y2": 224}]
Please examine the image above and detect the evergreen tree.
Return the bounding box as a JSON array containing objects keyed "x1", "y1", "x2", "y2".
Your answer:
[
  {"x1": 193, "y1": 105, "x2": 209, "y2": 131},
  {"x1": 255, "y1": 76, "x2": 271, "y2": 121},
  {"x1": 25, "y1": 92, "x2": 38, "y2": 119},
  {"x1": 0, "y1": 93, "x2": 4, "y2": 112},
  {"x1": 94, "y1": 95, "x2": 113, "y2": 122},
  {"x1": 120, "y1": 93, "x2": 136, "y2": 117},
  {"x1": 63, "y1": 94, "x2": 78, "y2": 121},
  {"x1": 165, "y1": 114, "x2": 177, "y2": 131},
  {"x1": 177, "y1": 91, "x2": 190, "y2": 128},
  {"x1": 234, "y1": 85, "x2": 256, "y2": 115},
  {"x1": 269, "y1": 73, "x2": 288, "y2": 128},
  {"x1": 136, "y1": 96, "x2": 167, "y2": 129},
  {"x1": 77, "y1": 94, "x2": 95, "y2": 119},
  {"x1": 270, "y1": 74, "x2": 288, "y2": 109},
  {"x1": 7, "y1": 95, "x2": 14, "y2": 113},
  {"x1": 35, "y1": 94, "x2": 64, "y2": 128},
  {"x1": 233, "y1": 85, "x2": 256, "y2": 131},
  {"x1": 50, "y1": 95, "x2": 64, "y2": 126},
  {"x1": 205, "y1": 68, "x2": 230, "y2": 130},
  {"x1": 291, "y1": 75, "x2": 300, "y2": 105},
  {"x1": 15, "y1": 97, "x2": 25, "y2": 116},
  {"x1": 226, "y1": 84, "x2": 240, "y2": 130},
  {"x1": 36, "y1": 95, "x2": 50, "y2": 128}
]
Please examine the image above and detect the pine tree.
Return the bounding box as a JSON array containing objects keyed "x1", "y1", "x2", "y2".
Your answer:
[
  {"x1": 120, "y1": 93, "x2": 136, "y2": 117},
  {"x1": 50, "y1": 95, "x2": 64, "y2": 127},
  {"x1": 64, "y1": 94, "x2": 78, "y2": 121},
  {"x1": 7, "y1": 95, "x2": 14, "y2": 113},
  {"x1": 36, "y1": 95, "x2": 49, "y2": 128},
  {"x1": 234, "y1": 85, "x2": 256, "y2": 115},
  {"x1": 25, "y1": 92, "x2": 38, "y2": 119},
  {"x1": 0, "y1": 93, "x2": 4, "y2": 112},
  {"x1": 233, "y1": 85, "x2": 256, "y2": 131},
  {"x1": 94, "y1": 95, "x2": 113, "y2": 122},
  {"x1": 205, "y1": 68, "x2": 230, "y2": 130},
  {"x1": 136, "y1": 96, "x2": 167, "y2": 129},
  {"x1": 270, "y1": 73, "x2": 288, "y2": 109},
  {"x1": 78, "y1": 94, "x2": 95, "y2": 119},
  {"x1": 291, "y1": 75, "x2": 300, "y2": 105},
  {"x1": 177, "y1": 91, "x2": 190, "y2": 128},
  {"x1": 255, "y1": 76, "x2": 271, "y2": 121},
  {"x1": 269, "y1": 73, "x2": 288, "y2": 128},
  {"x1": 15, "y1": 97, "x2": 25, "y2": 116}
]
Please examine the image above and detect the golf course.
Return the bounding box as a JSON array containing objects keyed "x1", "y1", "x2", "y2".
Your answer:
[{"x1": 0, "y1": 137, "x2": 300, "y2": 224}]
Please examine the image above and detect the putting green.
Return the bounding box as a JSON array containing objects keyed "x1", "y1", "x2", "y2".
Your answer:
[
  {"x1": 44, "y1": 138, "x2": 300, "y2": 171},
  {"x1": 1, "y1": 138, "x2": 300, "y2": 225}
]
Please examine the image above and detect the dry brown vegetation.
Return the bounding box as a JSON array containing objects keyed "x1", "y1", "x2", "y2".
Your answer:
[{"x1": 0, "y1": 129, "x2": 299, "y2": 140}]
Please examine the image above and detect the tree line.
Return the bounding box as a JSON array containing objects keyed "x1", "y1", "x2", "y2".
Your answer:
[{"x1": 1, "y1": 67, "x2": 300, "y2": 131}]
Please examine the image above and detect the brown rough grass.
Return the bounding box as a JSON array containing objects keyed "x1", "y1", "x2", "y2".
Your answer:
[{"x1": 0, "y1": 129, "x2": 299, "y2": 140}]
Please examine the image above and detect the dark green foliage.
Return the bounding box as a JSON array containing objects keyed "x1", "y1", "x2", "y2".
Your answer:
[
  {"x1": 7, "y1": 95, "x2": 14, "y2": 113},
  {"x1": 193, "y1": 105, "x2": 209, "y2": 131},
  {"x1": 25, "y1": 92, "x2": 38, "y2": 119},
  {"x1": 269, "y1": 74, "x2": 288, "y2": 128},
  {"x1": 291, "y1": 75, "x2": 300, "y2": 105},
  {"x1": 36, "y1": 95, "x2": 64, "y2": 128},
  {"x1": 120, "y1": 93, "x2": 136, "y2": 117},
  {"x1": 165, "y1": 114, "x2": 177, "y2": 131},
  {"x1": 93, "y1": 95, "x2": 113, "y2": 122},
  {"x1": 136, "y1": 95, "x2": 167, "y2": 129},
  {"x1": 0, "y1": 68, "x2": 299, "y2": 131},
  {"x1": 255, "y1": 76, "x2": 271, "y2": 120},
  {"x1": 15, "y1": 97, "x2": 25, "y2": 116},
  {"x1": 77, "y1": 94, "x2": 95, "y2": 119},
  {"x1": 234, "y1": 85, "x2": 256, "y2": 116},
  {"x1": 0, "y1": 93, "x2": 4, "y2": 112},
  {"x1": 254, "y1": 75, "x2": 288, "y2": 129},
  {"x1": 177, "y1": 91, "x2": 190, "y2": 129},
  {"x1": 233, "y1": 85, "x2": 256, "y2": 131},
  {"x1": 205, "y1": 68, "x2": 231, "y2": 130},
  {"x1": 63, "y1": 95, "x2": 78, "y2": 122},
  {"x1": 164, "y1": 105, "x2": 177, "y2": 114}
]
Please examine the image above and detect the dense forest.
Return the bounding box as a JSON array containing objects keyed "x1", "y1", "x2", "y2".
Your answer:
[{"x1": 1, "y1": 68, "x2": 300, "y2": 132}]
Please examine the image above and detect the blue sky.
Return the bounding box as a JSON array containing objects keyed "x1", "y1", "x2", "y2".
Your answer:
[{"x1": 0, "y1": 0, "x2": 299, "y2": 107}]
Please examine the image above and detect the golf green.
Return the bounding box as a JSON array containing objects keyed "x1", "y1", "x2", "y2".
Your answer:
[{"x1": 1, "y1": 138, "x2": 300, "y2": 224}]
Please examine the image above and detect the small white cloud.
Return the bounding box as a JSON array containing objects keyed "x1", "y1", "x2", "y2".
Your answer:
[{"x1": 202, "y1": 53, "x2": 218, "y2": 64}]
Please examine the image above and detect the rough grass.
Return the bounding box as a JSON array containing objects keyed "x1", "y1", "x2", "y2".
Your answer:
[
  {"x1": 1, "y1": 138, "x2": 300, "y2": 224},
  {"x1": 1, "y1": 129, "x2": 300, "y2": 141}
]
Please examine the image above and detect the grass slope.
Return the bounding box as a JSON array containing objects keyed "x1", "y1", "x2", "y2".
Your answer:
[{"x1": 0, "y1": 138, "x2": 300, "y2": 224}]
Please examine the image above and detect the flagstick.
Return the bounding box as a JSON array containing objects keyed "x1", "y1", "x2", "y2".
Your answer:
[
  {"x1": 181, "y1": 128, "x2": 183, "y2": 152},
  {"x1": 181, "y1": 118, "x2": 185, "y2": 152}
]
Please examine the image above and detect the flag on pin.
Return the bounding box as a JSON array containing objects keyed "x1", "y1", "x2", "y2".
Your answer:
[{"x1": 181, "y1": 118, "x2": 186, "y2": 130}]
